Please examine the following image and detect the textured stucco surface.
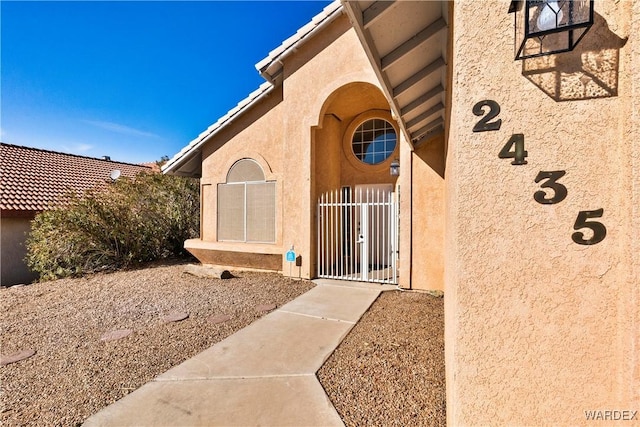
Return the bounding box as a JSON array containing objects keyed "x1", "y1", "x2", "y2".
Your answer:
[
  {"x1": 1, "y1": 217, "x2": 38, "y2": 286},
  {"x1": 445, "y1": 1, "x2": 639, "y2": 425},
  {"x1": 197, "y1": 15, "x2": 393, "y2": 278},
  {"x1": 409, "y1": 135, "x2": 445, "y2": 291}
]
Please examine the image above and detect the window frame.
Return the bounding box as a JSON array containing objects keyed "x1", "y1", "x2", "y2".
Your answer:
[
  {"x1": 351, "y1": 118, "x2": 398, "y2": 166},
  {"x1": 342, "y1": 110, "x2": 400, "y2": 174},
  {"x1": 217, "y1": 159, "x2": 276, "y2": 243}
]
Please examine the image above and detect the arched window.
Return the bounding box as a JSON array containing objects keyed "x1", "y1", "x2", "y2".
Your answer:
[
  {"x1": 217, "y1": 159, "x2": 275, "y2": 243},
  {"x1": 226, "y1": 159, "x2": 265, "y2": 183},
  {"x1": 351, "y1": 118, "x2": 397, "y2": 165}
]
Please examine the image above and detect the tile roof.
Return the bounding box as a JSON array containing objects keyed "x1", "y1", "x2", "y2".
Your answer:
[
  {"x1": 0, "y1": 143, "x2": 152, "y2": 213},
  {"x1": 255, "y1": 1, "x2": 343, "y2": 81}
]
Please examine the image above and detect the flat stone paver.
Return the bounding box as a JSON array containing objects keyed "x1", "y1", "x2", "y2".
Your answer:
[
  {"x1": 83, "y1": 280, "x2": 387, "y2": 426},
  {"x1": 100, "y1": 329, "x2": 133, "y2": 342},
  {"x1": 1, "y1": 349, "x2": 36, "y2": 366}
]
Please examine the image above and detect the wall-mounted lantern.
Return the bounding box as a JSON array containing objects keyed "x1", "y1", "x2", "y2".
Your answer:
[
  {"x1": 390, "y1": 159, "x2": 400, "y2": 176},
  {"x1": 510, "y1": 0, "x2": 594, "y2": 60}
]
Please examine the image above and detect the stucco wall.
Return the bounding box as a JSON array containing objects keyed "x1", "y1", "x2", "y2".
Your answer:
[
  {"x1": 445, "y1": 1, "x2": 639, "y2": 425},
  {"x1": 410, "y1": 134, "x2": 445, "y2": 291},
  {"x1": 281, "y1": 17, "x2": 391, "y2": 279},
  {"x1": 197, "y1": 15, "x2": 388, "y2": 278},
  {"x1": 1, "y1": 217, "x2": 38, "y2": 286}
]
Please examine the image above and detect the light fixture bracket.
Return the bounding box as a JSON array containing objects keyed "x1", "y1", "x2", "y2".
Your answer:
[{"x1": 390, "y1": 159, "x2": 400, "y2": 177}]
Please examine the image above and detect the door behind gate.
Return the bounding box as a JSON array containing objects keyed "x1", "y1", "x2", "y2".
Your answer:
[{"x1": 317, "y1": 185, "x2": 398, "y2": 284}]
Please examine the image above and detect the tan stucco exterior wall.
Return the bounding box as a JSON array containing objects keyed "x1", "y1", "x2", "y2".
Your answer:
[
  {"x1": 410, "y1": 135, "x2": 445, "y2": 291},
  {"x1": 1, "y1": 217, "x2": 38, "y2": 286},
  {"x1": 445, "y1": 1, "x2": 639, "y2": 425},
  {"x1": 195, "y1": 15, "x2": 399, "y2": 279}
]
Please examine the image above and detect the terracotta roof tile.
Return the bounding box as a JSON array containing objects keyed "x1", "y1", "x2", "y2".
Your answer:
[{"x1": 0, "y1": 143, "x2": 152, "y2": 213}]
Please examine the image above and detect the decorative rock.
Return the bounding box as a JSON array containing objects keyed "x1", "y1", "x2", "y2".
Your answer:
[
  {"x1": 1, "y1": 349, "x2": 36, "y2": 366},
  {"x1": 255, "y1": 303, "x2": 277, "y2": 313},
  {"x1": 183, "y1": 264, "x2": 233, "y2": 279},
  {"x1": 162, "y1": 311, "x2": 189, "y2": 323},
  {"x1": 425, "y1": 290, "x2": 444, "y2": 298},
  {"x1": 208, "y1": 314, "x2": 232, "y2": 324},
  {"x1": 100, "y1": 329, "x2": 133, "y2": 342}
]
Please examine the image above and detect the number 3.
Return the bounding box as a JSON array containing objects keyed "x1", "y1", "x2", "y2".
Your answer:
[
  {"x1": 534, "y1": 171, "x2": 567, "y2": 204},
  {"x1": 572, "y1": 209, "x2": 607, "y2": 245}
]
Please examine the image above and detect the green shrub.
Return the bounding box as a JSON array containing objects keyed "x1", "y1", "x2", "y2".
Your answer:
[{"x1": 26, "y1": 173, "x2": 199, "y2": 281}]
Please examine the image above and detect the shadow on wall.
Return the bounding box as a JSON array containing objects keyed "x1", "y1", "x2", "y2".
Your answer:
[{"x1": 522, "y1": 13, "x2": 627, "y2": 102}]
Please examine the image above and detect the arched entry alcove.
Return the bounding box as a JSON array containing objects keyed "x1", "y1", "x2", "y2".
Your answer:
[
  {"x1": 312, "y1": 82, "x2": 401, "y2": 283},
  {"x1": 313, "y1": 81, "x2": 399, "y2": 197}
]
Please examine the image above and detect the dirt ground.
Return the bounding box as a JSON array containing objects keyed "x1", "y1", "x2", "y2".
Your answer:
[
  {"x1": 318, "y1": 290, "x2": 446, "y2": 427},
  {"x1": 1, "y1": 262, "x2": 445, "y2": 426},
  {"x1": 0, "y1": 263, "x2": 313, "y2": 426}
]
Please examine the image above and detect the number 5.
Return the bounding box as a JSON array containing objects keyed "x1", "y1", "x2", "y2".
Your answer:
[{"x1": 572, "y1": 209, "x2": 606, "y2": 245}]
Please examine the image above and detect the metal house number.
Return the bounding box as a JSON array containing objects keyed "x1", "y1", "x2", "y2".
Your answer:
[{"x1": 472, "y1": 100, "x2": 607, "y2": 246}]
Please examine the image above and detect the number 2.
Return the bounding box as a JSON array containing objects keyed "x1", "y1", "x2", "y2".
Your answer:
[{"x1": 472, "y1": 100, "x2": 502, "y2": 132}]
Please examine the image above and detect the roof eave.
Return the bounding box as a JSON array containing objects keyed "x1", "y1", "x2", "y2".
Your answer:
[
  {"x1": 164, "y1": 1, "x2": 343, "y2": 177},
  {"x1": 162, "y1": 82, "x2": 276, "y2": 177},
  {"x1": 256, "y1": 1, "x2": 344, "y2": 83}
]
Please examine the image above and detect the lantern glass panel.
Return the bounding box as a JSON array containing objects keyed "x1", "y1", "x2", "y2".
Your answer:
[{"x1": 514, "y1": 0, "x2": 594, "y2": 60}]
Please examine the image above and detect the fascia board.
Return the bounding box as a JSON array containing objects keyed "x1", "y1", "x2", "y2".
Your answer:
[
  {"x1": 162, "y1": 82, "x2": 275, "y2": 175},
  {"x1": 255, "y1": 0, "x2": 343, "y2": 77}
]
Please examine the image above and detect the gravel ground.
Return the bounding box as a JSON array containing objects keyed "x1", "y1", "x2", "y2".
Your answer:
[
  {"x1": 0, "y1": 262, "x2": 314, "y2": 426},
  {"x1": 1, "y1": 263, "x2": 445, "y2": 426},
  {"x1": 318, "y1": 290, "x2": 446, "y2": 427}
]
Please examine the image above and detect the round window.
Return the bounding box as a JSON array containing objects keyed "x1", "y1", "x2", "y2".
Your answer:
[{"x1": 351, "y1": 118, "x2": 397, "y2": 165}]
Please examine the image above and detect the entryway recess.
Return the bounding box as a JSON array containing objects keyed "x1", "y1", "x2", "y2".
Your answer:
[{"x1": 317, "y1": 186, "x2": 399, "y2": 284}]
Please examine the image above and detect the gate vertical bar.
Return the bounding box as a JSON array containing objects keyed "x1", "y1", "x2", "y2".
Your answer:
[
  {"x1": 320, "y1": 192, "x2": 324, "y2": 278},
  {"x1": 376, "y1": 188, "x2": 379, "y2": 282},
  {"x1": 329, "y1": 190, "x2": 334, "y2": 279},
  {"x1": 382, "y1": 189, "x2": 387, "y2": 283},
  {"x1": 323, "y1": 192, "x2": 328, "y2": 278},
  {"x1": 362, "y1": 190, "x2": 368, "y2": 282},
  {"x1": 317, "y1": 194, "x2": 321, "y2": 278},
  {"x1": 393, "y1": 191, "x2": 398, "y2": 283},
  {"x1": 350, "y1": 189, "x2": 355, "y2": 280},
  {"x1": 339, "y1": 189, "x2": 344, "y2": 278}
]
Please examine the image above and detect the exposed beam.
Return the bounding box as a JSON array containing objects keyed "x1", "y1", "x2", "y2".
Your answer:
[
  {"x1": 363, "y1": 1, "x2": 396, "y2": 29},
  {"x1": 381, "y1": 17, "x2": 447, "y2": 72},
  {"x1": 393, "y1": 57, "x2": 445, "y2": 98},
  {"x1": 406, "y1": 102, "x2": 444, "y2": 131},
  {"x1": 400, "y1": 85, "x2": 444, "y2": 117},
  {"x1": 412, "y1": 121, "x2": 444, "y2": 144}
]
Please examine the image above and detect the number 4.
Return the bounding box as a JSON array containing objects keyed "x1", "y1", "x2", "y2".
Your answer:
[{"x1": 499, "y1": 134, "x2": 528, "y2": 165}]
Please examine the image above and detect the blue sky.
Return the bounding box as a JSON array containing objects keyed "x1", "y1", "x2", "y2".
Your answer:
[{"x1": 1, "y1": 1, "x2": 331, "y2": 164}]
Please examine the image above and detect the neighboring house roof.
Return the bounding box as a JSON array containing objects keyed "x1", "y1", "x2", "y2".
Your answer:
[
  {"x1": 162, "y1": 0, "x2": 343, "y2": 177},
  {"x1": 0, "y1": 143, "x2": 151, "y2": 215},
  {"x1": 140, "y1": 162, "x2": 163, "y2": 173}
]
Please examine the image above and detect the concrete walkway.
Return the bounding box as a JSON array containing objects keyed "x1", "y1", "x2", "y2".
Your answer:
[{"x1": 83, "y1": 279, "x2": 395, "y2": 426}]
